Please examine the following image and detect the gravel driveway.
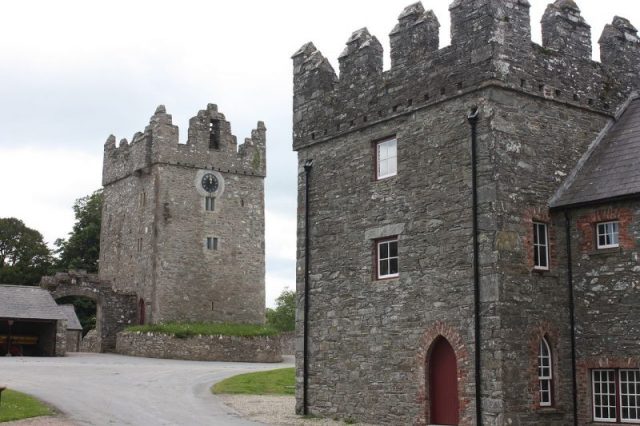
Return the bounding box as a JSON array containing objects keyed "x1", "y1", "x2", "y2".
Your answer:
[{"x1": 0, "y1": 353, "x2": 293, "y2": 425}]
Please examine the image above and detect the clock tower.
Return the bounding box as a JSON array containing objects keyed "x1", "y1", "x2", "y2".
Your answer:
[{"x1": 99, "y1": 104, "x2": 266, "y2": 325}]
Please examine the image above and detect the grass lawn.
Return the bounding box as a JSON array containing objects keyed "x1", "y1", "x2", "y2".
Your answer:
[
  {"x1": 0, "y1": 389, "x2": 53, "y2": 422},
  {"x1": 125, "y1": 322, "x2": 279, "y2": 338},
  {"x1": 211, "y1": 367, "x2": 295, "y2": 395}
]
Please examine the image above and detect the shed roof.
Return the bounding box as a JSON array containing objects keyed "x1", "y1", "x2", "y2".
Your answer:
[
  {"x1": 59, "y1": 304, "x2": 83, "y2": 330},
  {"x1": 551, "y1": 96, "x2": 640, "y2": 208},
  {"x1": 0, "y1": 285, "x2": 66, "y2": 321}
]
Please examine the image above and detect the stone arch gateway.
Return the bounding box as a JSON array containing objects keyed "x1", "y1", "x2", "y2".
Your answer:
[{"x1": 40, "y1": 271, "x2": 138, "y2": 352}]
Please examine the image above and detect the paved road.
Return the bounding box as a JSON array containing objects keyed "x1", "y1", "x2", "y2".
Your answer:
[{"x1": 0, "y1": 353, "x2": 294, "y2": 426}]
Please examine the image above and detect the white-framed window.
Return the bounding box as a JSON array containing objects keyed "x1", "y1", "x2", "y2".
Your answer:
[
  {"x1": 593, "y1": 369, "x2": 617, "y2": 422},
  {"x1": 533, "y1": 222, "x2": 549, "y2": 270},
  {"x1": 376, "y1": 237, "x2": 398, "y2": 279},
  {"x1": 592, "y1": 368, "x2": 640, "y2": 423},
  {"x1": 376, "y1": 138, "x2": 397, "y2": 180},
  {"x1": 620, "y1": 369, "x2": 640, "y2": 422},
  {"x1": 206, "y1": 237, "x2": 218, "y2": 251},
  {"x1": 597, "y1": 221, "x2": 619, "y2": 249},
  {"x1": 538, "y1": 337, "x2": 553, "y2": 407},
  {"x1": 205, "y1": 196, "x2": 215, "y2": 212}
]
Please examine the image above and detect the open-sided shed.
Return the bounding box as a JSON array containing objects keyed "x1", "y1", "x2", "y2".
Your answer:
[{"x1": 0, "y1": 284, "x2": 66, "y2": 356}]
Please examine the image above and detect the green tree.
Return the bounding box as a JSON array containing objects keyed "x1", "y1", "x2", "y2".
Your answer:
[
  {"x1": 266, "y1": 288, "x2": 295, "y2": 332},
  {"x1": 55, "y1": 190, "x2": 102, "y2": 272},
  {"x1": 0, "y1": 218, "x2": 52, "y2": 285}
]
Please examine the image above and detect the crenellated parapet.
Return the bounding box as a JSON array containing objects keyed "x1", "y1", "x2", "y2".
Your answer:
[
  {"x1": 292, "y1": 0, "x2": 640, "y2": 151},
  {"x1": 103, "y1": 104, "x2": 266, "y2": 185}
]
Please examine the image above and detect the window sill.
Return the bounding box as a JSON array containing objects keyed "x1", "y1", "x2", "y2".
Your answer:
[
  {"x1": 374, "y1": 175, "x2": 398, "y2": 183},
  {"x1": 372, "y1": 277, "x2": 400, "y2": 284},
  {"x1": 588, "y1": 246, "x2": 622, "y2": 257},
  {"x1": 536, "y1": 407, "x2": 563, "y2": 415},
  {"x1": 530, "y1": 268, "x2": 558, "y2": 278},
  {"x1": 585, "y1": 422, "x2": 632, "y2": 425}
]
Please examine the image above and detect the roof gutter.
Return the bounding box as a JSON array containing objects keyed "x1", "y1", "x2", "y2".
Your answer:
[{"x1": 550, "y1": 192, "x2": 640, "y2": 212}]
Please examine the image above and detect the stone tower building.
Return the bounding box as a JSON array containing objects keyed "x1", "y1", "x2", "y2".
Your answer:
[
  {"x1": 100, "y1": 104, "x2": 266, "y2": 325},
  {"x1": 293, "y1": 1, "x2": 640, "y2": 425}
]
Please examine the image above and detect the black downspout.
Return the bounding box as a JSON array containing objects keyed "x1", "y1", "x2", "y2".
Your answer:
[
  {"x1": 564, "y1": 211, "x2": 578, "y2": 426},
  {"x1": 303, "y1": 159, "x2": 313, "y2": 415},
  {"x1": 468, "y1": 107, "x2": 483, "y2": 426}
]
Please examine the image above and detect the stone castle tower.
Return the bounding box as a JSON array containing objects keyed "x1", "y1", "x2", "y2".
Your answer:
[
  {"x1": 293, "y1": 0, "x2": 640, "y2": 425},
  {"x1": 99, "y1": 104, "x2": 266, "y2": 325}
]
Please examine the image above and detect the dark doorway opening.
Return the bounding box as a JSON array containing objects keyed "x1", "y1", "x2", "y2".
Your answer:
[
  {"x1": 429, "y1": 336, "x2": 460, "y2": 425},
  {"x1": 0, "y1": 319, "x2": 57, "y2": 356},
  {"x1": 138, "y1": 298, "x2": 145, "y2": 325}
]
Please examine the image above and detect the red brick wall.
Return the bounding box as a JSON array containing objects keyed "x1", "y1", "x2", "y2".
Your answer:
[
  {"x1": 527, "y1": 322, "x2": 562, "y2": 410},
  {"x1": 576, "y1": 207, "x2": 635, "y2": 253},
  {"x1": 414, "y1": 321, "x2": 473, "y2": 426},
  {"x1": 523, "y1": 207, "x2": 559, "y2": 271},
  {"x1": 576, "y1": 356, "x2": 640, "y2": 425}
]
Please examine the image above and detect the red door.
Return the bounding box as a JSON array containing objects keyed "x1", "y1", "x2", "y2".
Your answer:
[
  {"x1": 138, "y1": 298, "x2": 145, "y2": 325},
  {"x1": 429, "y1": 337, "x2": 459, "y2": 425}
]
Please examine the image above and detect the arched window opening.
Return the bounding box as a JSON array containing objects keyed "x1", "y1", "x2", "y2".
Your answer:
[
  {"x1": 429, "y1": 336, "x2": 459, "y2": 425},
  {"x1": 538, "y1": 336, "x2": 553, "y2": 407},
  {"x1": 138, "y1": 298, "x2": 146, "y2": 325}
]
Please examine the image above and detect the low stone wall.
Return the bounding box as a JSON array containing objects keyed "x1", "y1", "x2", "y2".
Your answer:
[
  {"x1": 279, "y1": 331, "x2": 295, "y2": 355},
  {"x1": 116, "y1": 331, "x2": 282, "y2": 363},
  {"x1": 80, "y1": 329, "x2": 99, "y2": 352}
]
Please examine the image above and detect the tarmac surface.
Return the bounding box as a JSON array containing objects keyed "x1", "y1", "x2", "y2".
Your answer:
[{"x1": 0, "y1": 352, "x2": 294, "y2": 426}]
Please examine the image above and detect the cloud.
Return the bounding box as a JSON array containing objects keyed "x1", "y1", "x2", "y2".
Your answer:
[{"x1": 0, "y1": 147, "x2": 102, "y2": 246}]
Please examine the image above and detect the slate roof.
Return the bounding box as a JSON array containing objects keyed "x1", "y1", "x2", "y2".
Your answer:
[
  {"x1": 59, "y1": 304, "x2": 83, "y2": 330},
  {"x1": 552, "y1": 96, "x2": 640, "y2": 208},
  {"x1": 0, "y1": 285, "x2": 66, "y2": 320}
]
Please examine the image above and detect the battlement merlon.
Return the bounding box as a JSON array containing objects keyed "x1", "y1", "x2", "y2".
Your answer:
[
  {"x1": 102, "y1": 104, "x2": 267, "y2": 186},
  {"x1": 541, "y1": 0, "x2": 591, "y2": 60},
  {"x1": 390, "y1": 3, "x2": 439, "y2": 69},
  {"x1": 338, "y1": 28, "x2": 383, "y2": 84},
  {"x1": 292, "y1": 0, "x2": 640, "y2": 151}
]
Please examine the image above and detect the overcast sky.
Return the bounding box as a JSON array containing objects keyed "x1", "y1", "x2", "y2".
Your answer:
[{"x1": 1, "y1": 0, "x2": 639, "y2": 307}]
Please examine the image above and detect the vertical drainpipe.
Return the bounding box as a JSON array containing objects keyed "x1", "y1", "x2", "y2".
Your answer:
[
  {"x1": 468, "y1": 107, "x2": 483, "y2": 426},
  {"x1": 303, "y1": 159, "x2": 313, "y2": 415},
  {"x1": 564, "y1": 210, "x2": 578, "y2": 426}
]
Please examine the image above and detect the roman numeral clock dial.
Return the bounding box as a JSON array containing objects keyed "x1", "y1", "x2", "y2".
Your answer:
[{"x1": 201, "y1": 173, "x2": 219, "y2": 193}]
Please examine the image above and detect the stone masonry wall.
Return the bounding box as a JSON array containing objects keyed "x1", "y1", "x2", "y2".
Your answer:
[
  {"x1": 562, "y1": 200, "x2": 640, "y2": 425},
  {"x1": 487, "y1": 88, "x2": 608, "y2": 425},
  {"x1": 100, "y1": 104, "x2": 266, "y2": 324},
  {"x1": 41, "y1": 271, "x2": 138, "y2": 352},
  {"x1": 54, "y1": 319, "x2": 66, "y2": 357},
  {"x1": 295, "y1": 91, "x2": 484, "y2": 425},
  {"x1": 116, "y1": 331, "x2": 282, "y2": 363},
  {"x1": 293, "y1": 1, "x2": 640, "y2": 425}
]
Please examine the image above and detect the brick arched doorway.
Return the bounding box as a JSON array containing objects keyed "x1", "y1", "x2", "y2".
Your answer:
[{"x1": 429, "y1": 336, "x2": 459, "y2": 425}]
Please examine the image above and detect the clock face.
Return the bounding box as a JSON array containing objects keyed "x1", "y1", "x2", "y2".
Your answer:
[{"x1": 201, "y1": 173, "x2": 219, "y2": 193}]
